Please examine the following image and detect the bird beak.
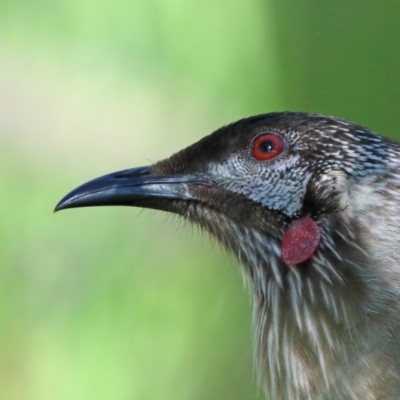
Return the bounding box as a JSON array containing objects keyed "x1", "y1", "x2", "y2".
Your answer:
[{"x1": 54, "y1": 166, "x2": 213, "y2": 212}]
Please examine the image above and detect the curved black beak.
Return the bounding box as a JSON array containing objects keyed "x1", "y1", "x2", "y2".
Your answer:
[{"x1": 55, "y1": 166, "x2": 212, "y2": 212}]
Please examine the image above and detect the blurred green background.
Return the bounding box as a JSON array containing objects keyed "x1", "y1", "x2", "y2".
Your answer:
[{"x1": 1, "y1": 1, "x2": 400, "y2": 399}]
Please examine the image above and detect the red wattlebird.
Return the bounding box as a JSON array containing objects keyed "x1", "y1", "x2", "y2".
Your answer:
[{"x1": 56, "y1": 112, "x2": 400, "y2": 399}]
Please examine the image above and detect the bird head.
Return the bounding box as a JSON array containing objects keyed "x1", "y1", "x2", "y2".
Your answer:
[{"x1": 55, "y1": 112, "x2": 389, "y2": 271}]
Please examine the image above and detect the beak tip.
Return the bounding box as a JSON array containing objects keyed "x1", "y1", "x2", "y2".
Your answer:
[
  {"x1": 54, "y1": 194, "x2": 79, "y2": 213},
  {"x1": 53, "y1": 200, "x2": 68, "y2": 213},
  {"x1": 54, "y1": 203, "x2": 63, "y2": 213}
]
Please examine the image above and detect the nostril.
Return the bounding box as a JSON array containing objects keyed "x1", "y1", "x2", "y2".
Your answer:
[{"x1": 114, "y1": 166, "x2": 152, "y2": 179}]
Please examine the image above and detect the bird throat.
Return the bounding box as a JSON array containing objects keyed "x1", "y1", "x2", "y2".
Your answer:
[{"x1": 281, "y1": 216, "x2": 321, "y2": 266}]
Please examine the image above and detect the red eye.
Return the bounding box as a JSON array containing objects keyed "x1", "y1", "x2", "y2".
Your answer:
[{"x1": 252, "y1": 133, "x2": 284, "y2": 161}]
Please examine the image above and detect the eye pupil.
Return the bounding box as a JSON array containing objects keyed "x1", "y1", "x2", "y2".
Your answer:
[
  {"x1": 259, "y1": 140, "x2": 274, "y2": 153},
  {"x1": 252, "y1": 133, "x2": 284, "y2": 161}
]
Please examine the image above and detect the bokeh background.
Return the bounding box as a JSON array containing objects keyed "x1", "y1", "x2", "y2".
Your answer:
[{"x1": 1, "y1": 1, "x2": 400, "y2": 399}]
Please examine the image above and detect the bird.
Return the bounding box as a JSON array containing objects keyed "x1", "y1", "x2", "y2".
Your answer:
[{"x1": 55, "y1": 112, "x2": 400, "y2": 399}]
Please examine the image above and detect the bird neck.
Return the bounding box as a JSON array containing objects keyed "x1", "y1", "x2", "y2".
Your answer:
[
  {"x1": 235, "y1": 214, "x2": 398, "y2": 399},
  {"x1": 182, "y1": 173, "x2": 400, "y2": 399}
]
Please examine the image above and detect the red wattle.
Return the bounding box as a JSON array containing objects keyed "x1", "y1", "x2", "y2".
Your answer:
[{"x1": 281, "y1": 216, "x2": 321, "y2": 266}]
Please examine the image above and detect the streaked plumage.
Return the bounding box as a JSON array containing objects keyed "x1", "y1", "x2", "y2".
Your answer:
[{"x1": 56, "y1": 112, "x2": 400, "y2": 399}]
